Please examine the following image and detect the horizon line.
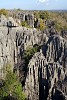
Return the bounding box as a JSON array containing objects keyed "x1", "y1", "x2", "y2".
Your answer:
[{"x1": 0, "y1": 8, "x2": 67, "y2": 11}]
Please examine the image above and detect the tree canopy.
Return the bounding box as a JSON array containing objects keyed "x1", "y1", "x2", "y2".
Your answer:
[
  {"x1": 0, "y1": 9, "x2": 8, "y2": 16},
  {"x1": 0, "y1": 64, "x2": 26, "y2": 100}
]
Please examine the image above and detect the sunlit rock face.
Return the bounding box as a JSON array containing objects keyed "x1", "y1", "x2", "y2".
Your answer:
[
  {"x1": 8, "y1": 10, "x2": 35, "y2": 28},
  {"x1": 0, "y1": 15, "x2": 18, "y2": 27},
  {"x1": 0, "y1": 27, "x2": 17, "y2": 78},
  {"x1": 0, "y1": 19, "x2": 48, "y2": 79},
  {"x1": 0, "y1": 14, "x2": 67, "y2": 100},
  {"x1": 25, "y1": 35, "x2": 67, "y2": 100}
]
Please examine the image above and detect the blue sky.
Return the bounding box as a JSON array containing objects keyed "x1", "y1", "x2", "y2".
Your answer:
[{"x1": 0, "y1": 0, "x2": 67, "y2": 10}]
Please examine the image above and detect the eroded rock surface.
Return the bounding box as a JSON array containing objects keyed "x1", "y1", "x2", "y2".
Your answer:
[
  {"x1": 0, "y1": 14, "x2": 67, "y2": 100},
  {"x1": 25, "y1": 35, "x2": 67, "y2": 100}
]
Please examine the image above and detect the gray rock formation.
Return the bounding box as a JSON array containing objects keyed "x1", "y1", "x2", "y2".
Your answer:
[
  {"x1": 25, "y1": 35, "x2": 67, "y2": 100},
  {"x1": 0, "y1": 27, "x2": 16, "y2": 78},
  {"x1": 0, "y1": 20, "x2": 47, "y2": 79},
  {"x1": 0, "y1": 14, "x2": 67, "y2": 100},
  {"x1": 0, "y1": 15, "x2": 18, "y2": 27},
  {"x1": 8, "y1": 10, "x2": 34, "y2": 28}
]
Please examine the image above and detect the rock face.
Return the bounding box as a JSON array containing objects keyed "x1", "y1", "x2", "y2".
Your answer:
[
  {"x1": 0, "y1": 16, "x2": 47, "y2": 79},
  {"x1": 8, "y1": 10, "x2": 34, "y2": 28},
  {"x1": 0, "y1": 14, "x2": 67, "y2": 100},
  {"x1": 0, "y1": 15, "x2": 18, "y2": 27},
  {"x1": 25, "y1": 35, "x2": 67, "y2": 100},
  {"x1": 0, "y1": 27, "x2": 17, "y2": 78}
]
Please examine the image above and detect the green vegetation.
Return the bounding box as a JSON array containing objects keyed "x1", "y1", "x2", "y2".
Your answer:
[
  {"x1": 39, "y1": 11, "x2": 50, "y2": 19},
  {"x1": 38, "y1": 19, "x2": 46, "y2": 30},
  {"x1": 21, "y1": 21, "x2": 31, "y2": 28},
  {"x1": 34, "y1": 11, "x2": 67, "y2": 31},
  {"x1": 24, "y1": 45, "x2": 41, "y2": 65},
  {"x1": 49, "y1": 12, "x2": 67, "y2": 31},
  {"x1": 55, "y1": 20, "x2": 67, "y2": 31},
  {"x1": 34, "y1": 11, "x2": 50, "y2": 30},
  {"x1": 55, "y1": 21, "x2": 63, "y2": 31},
  {"x1": 0, "y1": 9, "x2": 8, "y2": 16},
  {"x1": 21, "y1": 21, "x2": 28, "y2": 27},
  {"x1": 0, "y1": 64, "x2": 26, "y2": 100},
  {"x1": 34, "y1": 11, "x2": 50, "y2": 19}
]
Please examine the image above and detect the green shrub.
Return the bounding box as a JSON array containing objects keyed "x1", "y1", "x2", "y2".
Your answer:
[
  {"x1": 0, "y1": 9, "x2": 8, "y2": 16},
  {"x1": 0, "y1": 64, "x2": 26, "y2": 100},
  {"x1": 21, "y1": 21, "x2": 31, "y2": 28},
  {"x1": 23, "y1": 45, "x2": 41, "y2": 66}
]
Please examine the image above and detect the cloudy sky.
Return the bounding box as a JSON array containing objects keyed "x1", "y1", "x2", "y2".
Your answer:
[{"x1": 0, "y1": 0, "x2": 67, "y2": 10}]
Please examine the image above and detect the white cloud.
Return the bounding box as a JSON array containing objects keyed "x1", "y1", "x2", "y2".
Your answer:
[
  {"x1": 36, "y1": 0, "x2": 49, "y2": 6},
  {"x1": 38, "y1": 0, "x2": 48, "y2": 2},
  {"x1": 38, "y1": 0, "x2": 59, "y2": 3}
]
